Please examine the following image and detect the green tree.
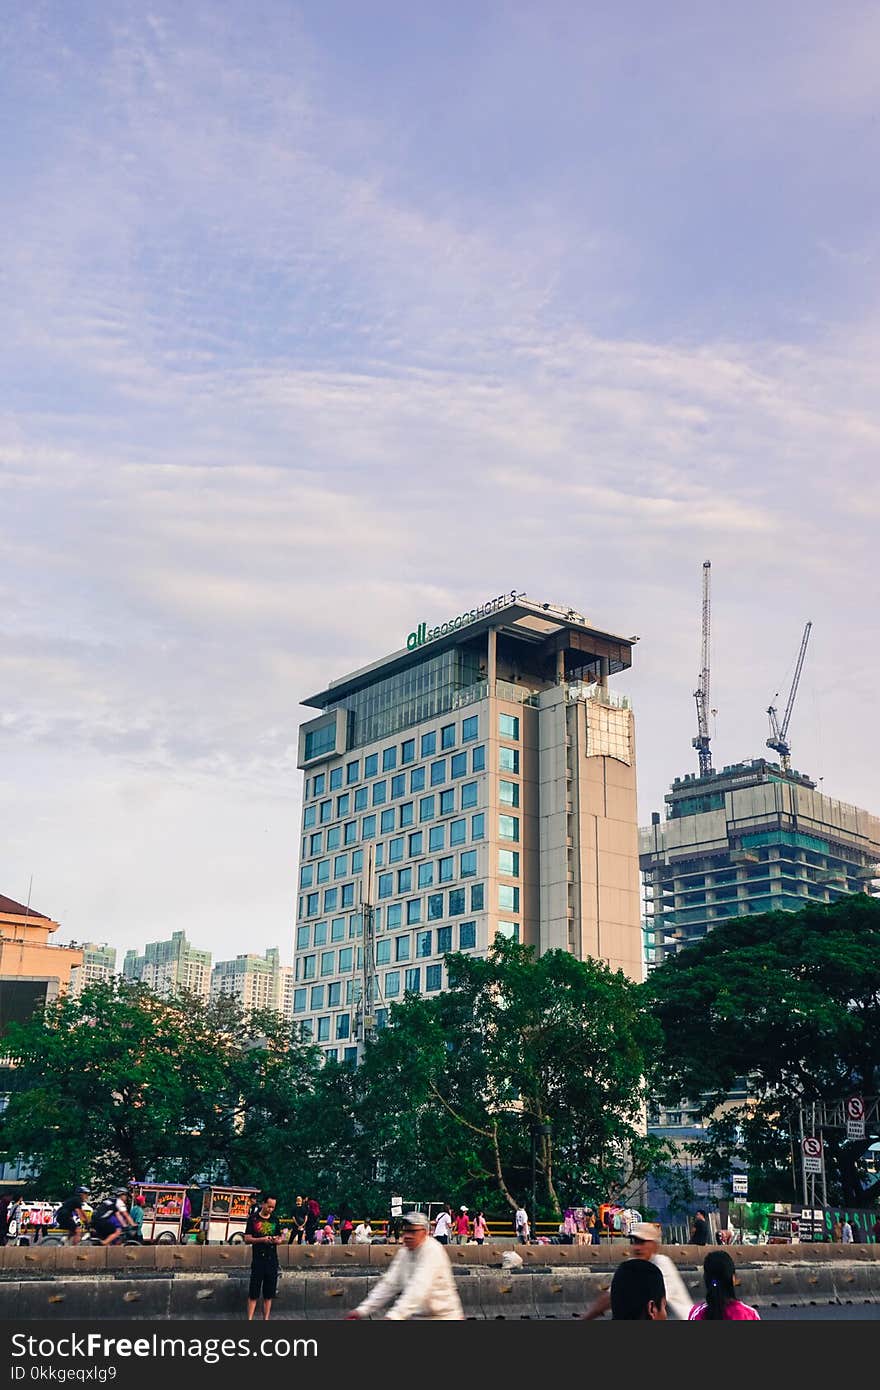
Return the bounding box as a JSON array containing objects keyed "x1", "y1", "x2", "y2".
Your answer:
[{"x1": 645, "y1": 894, "x2": 880, "y2": 1205}]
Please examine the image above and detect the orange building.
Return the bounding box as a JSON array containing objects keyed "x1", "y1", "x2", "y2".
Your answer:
[{"x1": 0, "y1": 893, "x2": 83, "y2": 1035}]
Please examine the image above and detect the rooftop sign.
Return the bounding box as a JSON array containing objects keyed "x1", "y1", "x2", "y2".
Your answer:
[{"x1": 406, "y1": 590, "x2": 520, "y2": 651}]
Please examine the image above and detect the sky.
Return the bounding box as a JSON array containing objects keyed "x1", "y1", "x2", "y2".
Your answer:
[{"x1": 2, "y1": 1, "x2": 878, "y2": 965}]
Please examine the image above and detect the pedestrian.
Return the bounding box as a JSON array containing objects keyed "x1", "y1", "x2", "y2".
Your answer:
[
  {"x1": 581, "y1": 1222, "x2": 692, "y2": 1321},
  {"x1": 561, "y1": 1208, "x2": 577, "y2": 1244},
  {"x1": 354, "y1": 1220, "x2": 373, "y2": 1244},
  {"x1": 339, "y1": 1204, "x2": 354, "y2": 1246},
  {"x1": 841, "y1": 1218, "x2": 854, "y2": 1244},
  {"x1": 245, "y1": 1194, "x2": 283, "y2": 1321},
  {"x1": 289, "y1": 1195, "x2": 306, "y2": 1244},
  {"x1": 690, "y1": 1210, "x2": 710, "y2": 1245},
  {"x1": 472, "y1": 1211, "x2": 489, "y2": 1245},
  {"x1": 7, "y1": 1196, "x2": 24, "y2": 1244},
  {"x1": 872, "y1": 1216, "x2": 880, "y2": 1244},
  {"x1": 129, "y1": 1194, "x2": 145, "y2": 1242},
  {"x1": 608, "y1": 1259, "x2": 668, "y2": 1320},
  {"x1": 688, "y1": 1249, "x2": 760, "y2": 1320},
  {"x1": 322, "y1": 1216, "x2": 336, "y2": 1245},
  {"x1": 588, "y1": 1211, "x2": 600, "y2": 1245},
  {"x1": 432, "y1": 1205, "x2": 452, "y2": 1245},
  {"x1": 0, "y1": 1195, "x2": 9, "y2": 1246},
  {"x1": 304, "y1": 1194, "x2": 320, "y2": 1244},
  {"x1": 345, "y1": 1211, "x2": 464, "y2": 1320},
  {"x1": 454, "y1": 1206, "x2": 470, "y2": 1244},
  {"x1": 514, "y1": 1202, "x2": 530, "y2": 1244},
  {"x1": 831, "y1": 1218, "x2": 842, "y2": 1242}
]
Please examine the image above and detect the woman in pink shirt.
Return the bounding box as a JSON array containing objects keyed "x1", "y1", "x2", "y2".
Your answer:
[
  {"x1": 454, "y1": 1207, "x2": 471, "y2": 1243},
  {"x1": 472, "y1": 1212, "x2": 489, "y2": 1244},
  {"x1": 688, "y1": 1251, "x2": 760, "y2": 1320}
]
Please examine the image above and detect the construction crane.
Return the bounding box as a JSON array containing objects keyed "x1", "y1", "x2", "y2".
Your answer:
[
  {"x1": 692, "y1": 560, "x2": 714, "y2": 777},
  {"x1": 766, "y1": 621, "x2": 812, "y2": 772}
]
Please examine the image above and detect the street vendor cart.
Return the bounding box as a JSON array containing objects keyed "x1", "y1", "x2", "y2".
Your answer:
[
  {"x1": 199, "y1": 1185, "x2": 260, "y2": 1244},
  {"x1": 131, "y1": 1183, "x2": 195, "y2": 1244}
]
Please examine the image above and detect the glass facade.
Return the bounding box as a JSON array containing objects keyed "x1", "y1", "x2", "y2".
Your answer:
[{"x1": 326, "y1": 648, "x2": 482, "y2": 750}]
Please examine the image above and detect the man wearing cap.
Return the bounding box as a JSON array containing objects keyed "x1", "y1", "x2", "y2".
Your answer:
[
  {"x1": 454, "y1": 1206, "x2": 470, "y2": 1244},
  {"x1": 580, "y1": 1222, "x2": 692, "y2": 1321},
  {"x1": 345, "y1": 1212, "x2": 464, "y2": 1320}
]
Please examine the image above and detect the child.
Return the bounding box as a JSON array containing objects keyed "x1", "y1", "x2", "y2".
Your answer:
[{"x1": 688, "y1": 1250, "x2": 760, "y2": 1320}]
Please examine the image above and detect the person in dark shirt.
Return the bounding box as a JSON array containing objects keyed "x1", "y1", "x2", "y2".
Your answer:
[
  {"x1": 690, "y1": 1210, "x2": 710, "y2": 1245},
  {"x1": 54, "y1": 1189, "x2": 90, "y2": 1245},
  {"x1": 245, "y1": 1195, "x2": 283, "y2": 1321},
  {"x1": 288, "y1": 1195, "x2": 307, "y2": 1245}
]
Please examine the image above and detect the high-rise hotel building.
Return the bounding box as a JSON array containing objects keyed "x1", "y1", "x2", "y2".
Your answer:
[{"x1": 292, "y1": 592, "x2": 643, "y2": 1062}]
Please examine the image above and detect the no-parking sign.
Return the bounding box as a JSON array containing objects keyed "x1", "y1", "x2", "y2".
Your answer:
[
  {"x1": 802, "y1": 1136, "x2": 823, "y2": 1175},
  {"x1": 846, "y1": 1096, "x2": 865, "y2": 1141}
]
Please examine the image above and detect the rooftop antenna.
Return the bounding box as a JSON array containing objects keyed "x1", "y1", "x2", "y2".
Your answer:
[
  {"x1": 767, "y1": 622, "x2": 812, "y2": 772},
  {"x1": 692, "y1": 561, "x2": 714, "y2": 777}
]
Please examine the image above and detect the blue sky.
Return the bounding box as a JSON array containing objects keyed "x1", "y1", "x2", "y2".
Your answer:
[{"x1": 2, "y1": 2, "x2": 878, "y2": 961}]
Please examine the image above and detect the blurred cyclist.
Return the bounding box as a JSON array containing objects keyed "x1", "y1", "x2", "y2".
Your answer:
[{"x1": 54, "y1": 1187, "x2": 90, "y2": 1245}]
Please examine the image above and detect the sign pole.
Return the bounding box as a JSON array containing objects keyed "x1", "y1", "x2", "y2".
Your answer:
[{"x1": 799, "y1": 1106, "x2": 808, "y2": 1208}]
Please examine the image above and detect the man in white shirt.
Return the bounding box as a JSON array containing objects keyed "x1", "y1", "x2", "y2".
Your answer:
[
  {"x1": 354, "y1": 1221, "x2": 373, "y2": 1244},
  {"x1": 346, "y1": 1212, "x2": 464, "y2": 1320},
  {"x1": 432, "y1": 1206, "x2": 452, "y2": 1244},
  {"x1": 580, "y1": 1222, "x2": 692, "y2": 1321},
  {"x1": 514, "y1": 1204, "x2": 530, "y2": 1244}
]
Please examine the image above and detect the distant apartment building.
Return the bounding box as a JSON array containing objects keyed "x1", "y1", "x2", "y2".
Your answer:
[
  {"x1": 123, "y1": 930, "x2": 212, "y2": 1001},
  {"x1": 210, "y1": 947, "x2": 294, "y2": 1021},
  {"x1": 69, "y1": 942, "x2": 117, "y2": 996}
]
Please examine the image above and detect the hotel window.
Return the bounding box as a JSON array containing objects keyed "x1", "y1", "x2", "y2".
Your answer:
[
  {"x1": 382, "y1": 746, "x2": 397, "y2": 772},
  {"x1": 375, "y1": 1009, "x2": 388, "y2": 1029},
  {"x1": 309, "y1": 832, "x2": 323, "y2": 855},
  {"x1": 416, "y1": 930, "x2": 432, "y2": 958},
  {"x1": 460, "y1": 782, "x2": 477, "y2": 809},
  {"x1": 399, "y1": 801, "x2": 414, "y2": 828},
  {"x1": 496, "y1": 920, "x2": 519, "y2": 942},
  {"x1": 395, "y1": 935, "x2": 410, "y2": 962},
  {"x1": 410, "y1": 766, "x2": 426, "y2": 793},
  {"x1": 387, "y1": 903, "x2": 402, "y2": 929},
  {"x1": 328, "y1": 981, "x2": 342, "y2": 1006},
  {"x1": 439, "y1": 789, "x2": 455, "y2": 815},
  {"x1": 401, "y1": 738, "x2": 416, "y2": 764},
  {"x1": 339, "y1": 946, "x2": 353, "y2": 972},
  {"x1": 313, "y1": 773, "x2": 326, "y2": 796},
  {"x1": 334, "y1": 854, "x2": 348, "y2": 879},
  {"x1": 326, "y1": 825, "x2": 341, "y2": 850},
  {"x1": 426, "y1": 964, "x2": 442, "y2": 992},
  {"x1": 306, "y1": 894, "x2": 319, "y2": 917},
  {"x1": 303, "y1": 955, "x2": 316, "y2": 980},
  {"x1": 349, "y1": 914, "x2": 363, "y2": 939},
  {"x1": 429, "y1": 825, "x2": 445, "y2": 852},
  {"x1": 376, "y1": 939, "x2": 391, "y2": 964},
  {"x1": 438, "y1": 855, "x2": 454, "y2": 883},
  {"x1": 471, "y1": 813, "x2": 485, "y2": 840},
  {"x1": 441, "y1": 724, "x2": 456, "y2": 750},
  {"x1": 408, "y1": 831, "x2": 423, "y2": 857},
  {"x1": 460, "y1": 850, "x2": 477, "y2": 878},
  {"x1": 499, "y1": 746, "x2": 519, "y2": 774},
  {"x1": 391, "y1": 773, "x2": 406, "y2": 799},
  {"x1": 299, "y1": 1020, "x2": 313, "y2": 1041},
  {"x1": 378, "y1": 872, "x2": 393, "y2": 899},
  {"x1": 341, "y1": 883, "x2": 355, "y2": 909},
  {"x1": 320, "y1": 950, "x2": 335, "y2": 977},
  {"x1": 430, "y1": 759, "x2": 447, "y2": 787},
  {"x1": 354, "y1": 787, "x2": 368, "y2": 812},
  {"x1": 320, "y1": 800, "x2": 332, "y2": 823},
  {"x1": 346, "y1": 760, "x2": 360, "y2": 785},
  {"x1": 362, "y1": 814, "x2": 376, "y2": 839},
  {"x1": 323, "y1": 888, "x2": 338, "y2": 912},
  {"x1": 418, "y1": 862, "x2": 434, "y2": 888},
  {"x1": 296, "y1": 926, "x2": 310, "y2": 950},
  {"x1": 398, "y1": 867, "x2": 412, "y2": 894},
  {"x1": 313, "y1": 921, "x2": 328, "y2": 946},
  {"x1": 448, "y1": 888, "x2": 465, "y2": 915},
  {"x1": 330, "y1": 768, "x2": 343, "y2": 791},
  {"x1": 385, "y1": 971, "x2": 400, "y2": 997},
  {"x1": 499, "y1": 714, "x2": 519, "y2": 739},
  {"x1": 351, "y1": 849, "x2": 363, "y2": 873},
  {"x1": 406, "y1": 898, "x2": 422, "y2": 925},
  {"x1": 419, "y1": 795, "x2": 435, "y2": 822},
  {"x1": 303, "y1": 805, "x2": 316, "y2": 829},
  {"x1": 499, "y1": 884, "x2": 520, "y2": 912},
  {"x1": 499, "y1": 814, "x2": 519, "y2": 842},
  {"x1": 331, "y1": 918, "x2": 346, "y2": 942},
  {"x1": 427, "y1": 894, "x2": 444, "y2": 921},
  {"x1": 324, "y1": 1048, "x2": 337, "y2": 1062},
  {"x1": 300, "y1": 865, "x2": 314, "y2": 889},
  {"x1": 421, "y1": 731, "x2": 436, "y2": 757},
  {"x1": 380, "y1": 808, "x2": 395, "y2": 833},
  {"x1": 310, "y1": 985, "x2": 325, "y2": 1009},
  {"x1": 405, "y1": 967, "x2": 421, "y2": 994},
  {"x1": 499, "y1": 780, "x2": 520, "y2": 807},
  {"x1": 336, "y1": 1013, "x2": 350, "y2": 1041},
  {"x1": 317, "y1": 1017, "x2": 330, "y2": 1042},
  {"x1": 373, "y1": 780, "x2": 387, "y2": 806},
  {"x1": 343, "y1": 1046, "x2": 358, "y2": 1065},
  {"x1": 436, "y1": 926, "x2": 452, "y2": 953},
  {"x1": 462, "y1": 715, "x2": 478, "y2": 742},
  {"x1": 451, "y1": 752, "x2": 467, "y2": 779},
  {"x1": 316, "y1": 859, "x2": 330, "y2": 884},
  {"x1": 364, "y1": 753, "x2": 379, "y2": 778},
  {"x1": 472, "y1": 745, "x2": 486, "y2": 772},
  {"x1": 471, "y1": 883, "x2": 485, "y2": 911},
  {"x1": 293, "y1": 988, "x2": 307, "y2": 1013},
  {"x1": 389, "y1": 836, "x2": 404, "y2": 863},
  {"x1": 499, "y1": 850, "x2": 520, "y2": 877},
  {"x1": 337, "y1": 792, "x2": 350, "y2": 816},
  {"x1": 374, "y1": 843, "x2": 384, "y2": 868},
  {"x1": 450, "y1": 818, "x2": 466, "y2": 846},
  {"x1": 459, "y1": 921, "x2": 477, "y2": 949}
]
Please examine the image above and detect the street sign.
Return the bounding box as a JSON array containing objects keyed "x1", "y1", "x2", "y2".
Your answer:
[
  {"x1": 802, "y1": 1136, "x2": 823, "y2": 1175},
  {"x1": 846, "y1": 1095, "x2": 866, "y2": 1141},
  {"x1": 731, "y1": 1173, "x2": 748, "y2": 1196}
]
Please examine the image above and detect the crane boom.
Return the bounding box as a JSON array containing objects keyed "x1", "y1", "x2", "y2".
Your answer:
[
  {"x1": 766, "y1": 621, "x2": 812, "y2": 771},
  {"x1": 691, "y1": 560, "x2": 713, "y2": 777}
]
